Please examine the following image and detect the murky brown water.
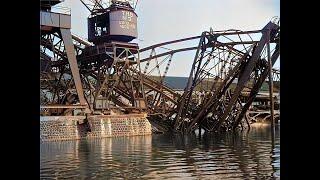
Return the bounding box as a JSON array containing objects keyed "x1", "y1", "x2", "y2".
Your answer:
[{"x1": 40, "y1": 123, "x2": 280, "y2": 179}]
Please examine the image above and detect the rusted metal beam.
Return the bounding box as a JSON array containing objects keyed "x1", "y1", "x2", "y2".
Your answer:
[
  {"x1": 174, "y1": 33, "x2": 208, "y2": 132},
  {"x1": 216, "y1": 22, "x2": 278, "y2": 130},
  {"x1": 267, "y1": 34, "x2": 275, "y2": 128},
  {"x1": 232, "y1": 42, "x2": 279, "y2": 130},
  {"x1": 139, "y1": 30, "x2": 261, "y2": 52},
  {"x1": 60, "y1": 28, "x2": 87, "y2": 107},
  {"x1": 186, "y1": 56, "x2": 246, "y2": 132}
]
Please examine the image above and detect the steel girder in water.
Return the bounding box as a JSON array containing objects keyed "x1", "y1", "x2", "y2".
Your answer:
[
  {"x1": 40, "y1": 18, "x2": 280, "y2": 134},
  {"x1": 141, "y1": 21, "x2": 280, "y2": 133}
]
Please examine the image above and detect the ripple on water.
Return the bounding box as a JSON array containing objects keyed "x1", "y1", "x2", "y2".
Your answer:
[{"x1": 40, "y1": 125, "x2": 280, "y2": 179}]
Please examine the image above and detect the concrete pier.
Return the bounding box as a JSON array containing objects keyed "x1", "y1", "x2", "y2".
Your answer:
[{"x1": 40, "y1": 114, "x2": 152, "y2": 142}]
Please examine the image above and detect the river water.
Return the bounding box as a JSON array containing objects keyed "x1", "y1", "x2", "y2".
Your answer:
[{"x1": 40, "y1": 123, "x2": 280, "y2": 179}]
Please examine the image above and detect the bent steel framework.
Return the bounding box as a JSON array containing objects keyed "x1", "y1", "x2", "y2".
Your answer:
[{"x1": 40, "y1": 0, "x2": 280, "y2": 134}]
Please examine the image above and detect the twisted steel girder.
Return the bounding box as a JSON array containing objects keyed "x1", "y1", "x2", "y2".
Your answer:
[{"x1": 40, "y1": 20, "x2": 280, "y2": 134}]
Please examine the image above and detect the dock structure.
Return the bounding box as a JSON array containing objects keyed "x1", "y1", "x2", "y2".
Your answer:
[{"x1": 40, "y1": 0, "x2": 280, "y2": 140}]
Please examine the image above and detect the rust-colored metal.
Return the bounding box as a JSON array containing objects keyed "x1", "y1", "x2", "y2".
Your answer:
[
  {"x1": 40, "y1": 2, "x2": 90, "y2": 116},
  {"x1": 139, "y1": 21, "x2": 280, "y2": 133},
  {"x1": 40, "y1": 0, "x2": 280, "y2": 134}
]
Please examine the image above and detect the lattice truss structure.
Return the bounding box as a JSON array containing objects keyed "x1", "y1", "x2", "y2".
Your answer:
[
  {"x1": 40, "y1": 4, "x2": 280, "y2": 133},
  {"x1": 40, "y1": 31, "x2": 91, "y2": 115},
  {"x1": 77, "y1": 43, "x2": 146, "y2": 113},
  {"x1": 41, "y1": 34, "x2": 147, "y2": 115},
  {"x1": 138, "y1": 21, "x2": 280, "y2": 133}
]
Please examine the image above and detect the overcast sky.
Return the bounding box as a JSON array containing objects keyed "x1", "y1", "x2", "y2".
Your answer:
[{"x1": 59, "y1": 0, "x2": 280, "y2": 77}]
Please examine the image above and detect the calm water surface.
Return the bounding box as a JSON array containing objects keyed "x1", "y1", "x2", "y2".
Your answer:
[{"x1": 40, "y1": 123, "x2": 280, "y2": 179}]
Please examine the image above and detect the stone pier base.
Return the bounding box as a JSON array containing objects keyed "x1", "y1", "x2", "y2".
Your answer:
[{"x1": 40, "y1": 114, "x2": 152, "y2": 142}]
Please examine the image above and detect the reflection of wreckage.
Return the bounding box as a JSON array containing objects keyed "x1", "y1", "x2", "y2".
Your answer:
[{"x1": 40, "y1": 0, "x2": 280, "y2": 134}]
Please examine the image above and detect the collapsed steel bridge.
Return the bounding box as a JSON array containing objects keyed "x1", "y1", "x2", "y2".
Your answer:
[
  {"x1": 40, "y1": 0, "x2": 280, "y2": 134},
  {"x1": 139, "y1": 21, "x2": 280, "y2": 133}
]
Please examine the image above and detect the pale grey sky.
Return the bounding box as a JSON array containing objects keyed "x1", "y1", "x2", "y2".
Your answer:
[{"x1": 59, "y1": 0, "x2": 280, "y2": 77}]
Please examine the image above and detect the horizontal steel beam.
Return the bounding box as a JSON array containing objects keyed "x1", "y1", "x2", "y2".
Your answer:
[{"x1": 139, "y1": 30, "x2": 261, "y2": 52}]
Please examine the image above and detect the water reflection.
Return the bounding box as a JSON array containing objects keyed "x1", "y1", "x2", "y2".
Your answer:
[{"x1": 40, "y1": 124, "x2": 280, "y2": 179}]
